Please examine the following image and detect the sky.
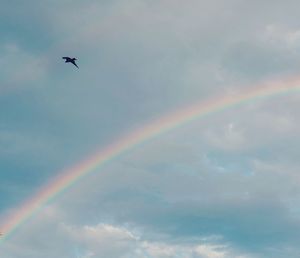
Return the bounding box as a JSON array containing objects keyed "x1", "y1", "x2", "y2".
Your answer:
[{"x1": 1, "y1": 0, "x2": 300, "y2": 257}]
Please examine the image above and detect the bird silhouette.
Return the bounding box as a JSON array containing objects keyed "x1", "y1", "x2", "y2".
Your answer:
[{"x1": 62, "y1": 57, "x2": 79, "y2": 68}]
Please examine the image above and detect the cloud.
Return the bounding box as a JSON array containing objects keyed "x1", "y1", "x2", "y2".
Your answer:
[
  {"x1": 1, "y1": 207, "x2": 252, "y2": 258},
  {"x1": 0, "y1": 42, "x2": 48, "y2": 92},
  {"x1": 64, "y1": 223, "x2": 138, "y2": 258}
]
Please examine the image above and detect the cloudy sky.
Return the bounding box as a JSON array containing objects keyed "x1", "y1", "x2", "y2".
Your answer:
[{"x1": 1, "y1": 0, "x2": 300, "y2": 257}]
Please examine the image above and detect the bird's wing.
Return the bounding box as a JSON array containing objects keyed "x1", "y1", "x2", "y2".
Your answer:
[
  {"x1": 70, "y1": 60, "x2": 79, "y2": 68},
  {"x1": 62, "y1": 57, "x2": 69, "y2": 60}
]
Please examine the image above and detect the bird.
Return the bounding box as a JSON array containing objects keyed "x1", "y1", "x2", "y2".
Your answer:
[{"x1": 62, "y1": 57, "x2": 79, "y2": 68}]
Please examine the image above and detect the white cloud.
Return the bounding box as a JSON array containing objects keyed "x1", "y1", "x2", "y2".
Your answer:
[
  {"x1": 1, "y1": 204, "x2": 254, "y2": 258},
  {"x1": 0, "y1": 43, "x2": 48, "y2": 91},
  {"x1": 195, "y1": 244, "x2": 227, "y2": 258},
  {"x1": 64, "y1": 223, "x2": 138, "y2": 258},
  {"x1": 264, "y1": 24, "x2": 300, "y2": 49}
]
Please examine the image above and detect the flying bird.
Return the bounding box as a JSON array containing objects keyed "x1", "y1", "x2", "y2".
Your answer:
[{"x1": 62, "y1": 57, "x2": 79, "y2": 68}]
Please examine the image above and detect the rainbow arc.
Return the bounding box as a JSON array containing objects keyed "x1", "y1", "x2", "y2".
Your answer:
[{"x1": 1, "y1": 75, "x2": 300, "y2": 243}]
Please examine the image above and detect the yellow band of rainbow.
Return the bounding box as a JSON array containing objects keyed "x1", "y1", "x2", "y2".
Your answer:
[{"x1": 1, "y1": 75, "x2": 300, "y2": 243}]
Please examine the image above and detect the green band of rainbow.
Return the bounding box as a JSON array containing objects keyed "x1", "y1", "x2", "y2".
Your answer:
[{"x1": 1, "y1": 76, "x2": 300, "y2": 243}]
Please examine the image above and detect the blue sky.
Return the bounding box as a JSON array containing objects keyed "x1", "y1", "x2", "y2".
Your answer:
[{"x1": 1, "y1": 0, "x2": 300, "y2": 257}]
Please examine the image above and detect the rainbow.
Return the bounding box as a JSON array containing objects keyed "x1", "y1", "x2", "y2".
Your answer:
[{"x1": 1, "y1": 75, "x2": 300, "y2": 243}]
